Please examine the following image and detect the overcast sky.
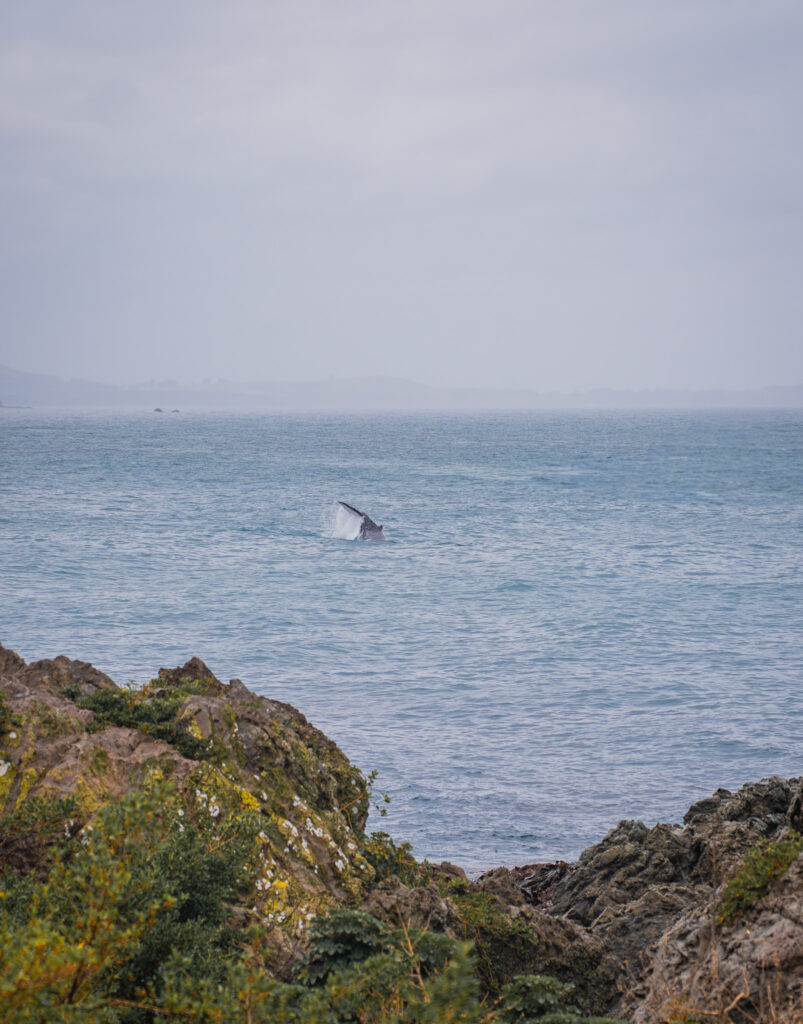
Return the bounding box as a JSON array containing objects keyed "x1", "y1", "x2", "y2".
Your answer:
[{"x1": 1, "y1": 1, "x2": 801, "y2": 392}]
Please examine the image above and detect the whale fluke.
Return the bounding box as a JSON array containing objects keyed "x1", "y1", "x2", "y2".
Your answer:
[{"x1": 337, "y1": 501, "x2": 386, "y2": 541}]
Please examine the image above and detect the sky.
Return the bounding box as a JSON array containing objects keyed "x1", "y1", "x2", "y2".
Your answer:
[{"x1": 1, "y1": 0, "x2": 801, "y2": 393}]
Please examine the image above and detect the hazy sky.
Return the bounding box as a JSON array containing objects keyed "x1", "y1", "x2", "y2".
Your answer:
[{"x1": 1, "y1": 1, "x2": 801, "y2": 391}]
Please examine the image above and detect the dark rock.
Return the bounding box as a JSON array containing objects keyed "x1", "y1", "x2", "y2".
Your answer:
[
  {"x1": 550, "y1": 820, "x2": 696, "y2": 927},
  {"x1": 513, "y1": 860, "x2": 574, "y2": 908},
  {"x1": 363, "y1": 876, "x2": 465, "y2": 935},
  {"x1": 0, "y1": 645, "x2": 26, "y2": 679},
  {"x1": 635, "y1": 853, "x2": 803, "y2": 1023},
  {"x1": 547, "y1": 775, "x2": 803, "y2": 1008},
  {"x1": 477, "y1": 865, "x2": 528, "y2": 907}
]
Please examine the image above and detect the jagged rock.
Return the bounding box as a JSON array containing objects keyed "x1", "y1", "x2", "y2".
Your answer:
[
  {"x1": 3, "y1": 648, "x2": 117, "y2": 700},
  {"x1": 546, "y1": 776, "x2": 803, "y2": 1010},
  {"x1": 514, "y1": 860, "x2": 573, "y2": 908},
  {"x1": 634, "y1": 853, "x2": 803, "y2": 1023},
  {"x1": 684, "y1": 777, "x2": 803, "y2": 885},
  {"x1": 549, "y1": 820, "x2": 697, "y2": 928}
]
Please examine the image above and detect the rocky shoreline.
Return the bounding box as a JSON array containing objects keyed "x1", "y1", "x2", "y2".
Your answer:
[{"x1": 1, "y1": 644, "x2": 801, "y2": 1022}]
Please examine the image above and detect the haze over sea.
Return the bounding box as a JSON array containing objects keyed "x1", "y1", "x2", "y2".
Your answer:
[{"x1": 1, "y1": 409, "x2": 801, "y2": 869}]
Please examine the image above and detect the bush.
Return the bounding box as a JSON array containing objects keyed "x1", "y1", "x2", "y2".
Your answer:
[
  {"x1": 64, "y1": 687, "x2": 210, "y2": 760},
  {"x1": 0, "y1": 794, "x2": 79, "y2": 880},
  {"x1": 361, "y1": 830, "x2": 417, "y2": 883},
  {"x1": 717, "y1": 831, "x2": 803, "y2": 925},
  {"x1": 0, "y1": 691, "x2": 12, "y2": 733},
  {"x1": 0, "y1": 784, "x2": 263, "y2": 1022}
]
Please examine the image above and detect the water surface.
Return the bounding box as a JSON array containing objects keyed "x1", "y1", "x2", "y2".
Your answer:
[{"x1": 1, "y1": 409, "x2": 801, "y2": 867}]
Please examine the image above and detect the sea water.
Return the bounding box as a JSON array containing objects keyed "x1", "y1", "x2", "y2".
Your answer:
[{"x1": 1, "y1": 409, "x2": 801, "y2": 869}]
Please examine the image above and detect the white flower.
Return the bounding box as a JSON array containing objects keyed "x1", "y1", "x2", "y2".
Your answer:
[{"x1": 0, "y1": 762, "x2": 10, "y2": 777}]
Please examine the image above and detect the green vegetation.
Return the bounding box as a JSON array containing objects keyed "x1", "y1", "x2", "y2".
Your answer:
[
  {"x1": 666, "y1": 1012, "x2": 709, "y2": 1024},
  {"x1": 63, "y1": 686, "x2": 211, "y2": 760},
  {"x1": 0, "y1": 794, "x2": 78, "y2": 879},
  {"x1": 435, "y1": 878, "x2": 541, "y2": 996},
  {"x1": 0, "y1": 691, "x2": 20, "y2": 735},
  {"x1": 361, "y1": 830, "x2": 418, "y2": 884},
  {"x1": 497, "y1": 975, "x2": 623, "y2": 1024},
  {"x1": 0, "y1": 788, "x2": 624, "y2": 1023},
  {"x1": 717, "y1": 831, "x2": 803, "y2": 926}
]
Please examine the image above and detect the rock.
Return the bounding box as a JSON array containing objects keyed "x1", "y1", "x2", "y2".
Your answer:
[
  {"x1": 685, "y1": 777, "x2": 803, "y2": 885},
  {"x1": 477, "y1": 865, "x2": 531, "y2": 907},
  {"x1": 514, "y1": 860, "x2": 573, "y2": 908},
  {"x1": 438, "y1": 860, "x2": 467, "y2": 879},
  {"x1": 549, "y1": 820, "x2": 697, "y2": 928},
  {"x1": 635, "y1": 853, "x2": 803, "y2": 1023},
  {"x1": 363, "y1": 876, "x2": 466, "y2": 935},
  {"x1": 545, "y1": 776, "x2": 803, "y2": 1010}
]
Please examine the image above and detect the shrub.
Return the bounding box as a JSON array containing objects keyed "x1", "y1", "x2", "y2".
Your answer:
[
  {"x1": 0, "y1": 784, "x2": 263, "y2": 1022},
  {"x1": 64, "y1": 686, "x2": 210, "y2": 760},
  {"x1": 361, "y1": 829, "x2": 418, "y2": 883},
  {"x1": 296, "y1": 908, "x2": 395, "y2": 985},
  {"x1": 496, "y1": 973, "x2": 626, "y2": 1022},
  {"x1": 717, "y1": 831, "x2": 803, "y2": 925},
  {"x1": 0, "y1": 691, "x2": 13, "y2": 733},
  {"x1": 0, "y1": 794, "x2": 79, "y2": 880}
]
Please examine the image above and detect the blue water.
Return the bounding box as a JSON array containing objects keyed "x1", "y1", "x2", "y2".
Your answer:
[{"x1": 1, "y1": 409, "x2": 801, "y2": 868}]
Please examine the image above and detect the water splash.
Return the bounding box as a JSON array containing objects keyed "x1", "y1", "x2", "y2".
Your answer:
[{"x1": 330, "y1": 501, "x2": 362, "y2": 540}]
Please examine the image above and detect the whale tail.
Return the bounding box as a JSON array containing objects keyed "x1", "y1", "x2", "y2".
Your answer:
[{"x1": 337, "y1": 501, "x2": 386, "y2": 541}]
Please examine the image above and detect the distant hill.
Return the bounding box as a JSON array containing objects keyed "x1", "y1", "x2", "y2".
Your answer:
[{"x1": 1, "y1": 364, "x2": 801, "y2": 412}]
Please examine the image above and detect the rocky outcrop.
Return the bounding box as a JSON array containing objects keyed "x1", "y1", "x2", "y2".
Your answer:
[
  {"x1": 0, "y1": 643, "x2": 375, "y2": 940},
  {"x1": 0, "y1": 644, "x2": 620, "y2": 1016},
  {"x1": 533, "y1": 777, "x2": 803, "y2": 1020},
  {"x1": 635, "y1": 853, "x2": 803, "y2": 1023}
]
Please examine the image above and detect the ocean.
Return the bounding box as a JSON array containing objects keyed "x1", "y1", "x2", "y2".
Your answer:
[{"x1": 1, "y1": 408, "x2": 801, "y2": 869}]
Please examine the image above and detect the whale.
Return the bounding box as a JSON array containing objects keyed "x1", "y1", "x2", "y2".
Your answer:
[{"x1": 338, "y1": 501, "x2": 386, "y2": 541}]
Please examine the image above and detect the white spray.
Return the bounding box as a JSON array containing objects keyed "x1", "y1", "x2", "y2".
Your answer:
[{"x1": 330, "y1": 502, "x2": 362, "y2": 540}]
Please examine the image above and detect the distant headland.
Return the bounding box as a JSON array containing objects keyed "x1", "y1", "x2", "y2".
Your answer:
[{"x1": 1, "y1": 363, "x2": 802, "y2": 413}]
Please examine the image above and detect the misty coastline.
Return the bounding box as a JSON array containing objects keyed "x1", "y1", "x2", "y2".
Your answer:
[{"x1": 2, "y1": 363, "x2": 803, "y2": 413}]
